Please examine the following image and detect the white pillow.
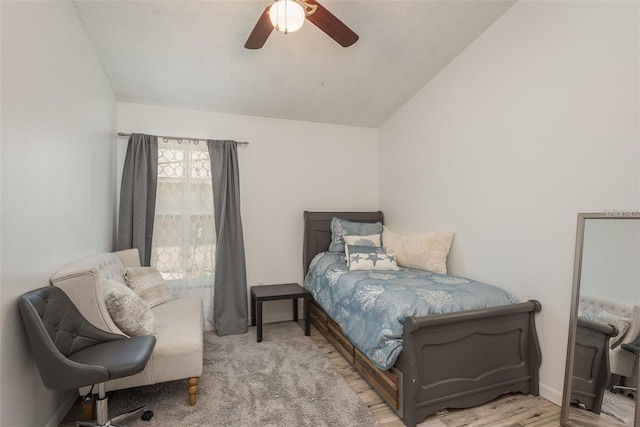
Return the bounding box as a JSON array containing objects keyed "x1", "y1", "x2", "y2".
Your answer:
[
  {"x1": 102, "y1": 279, "x2": 156, "y2": 337},
  {"x1": 342, "y1": 234, "x2": 382, "y2": 262},
  {"x1": 125, "y1": 266, "x2": 173, "y2": 308},
  {"x1": 348, "y1": 252, "x2": 399, "y2": 271},
  {"x1": 382, "y1": 226, "x2": 454, "y2": 274}
]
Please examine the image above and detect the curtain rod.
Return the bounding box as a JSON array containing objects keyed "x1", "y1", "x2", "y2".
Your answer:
[{"x1": 117, "y1": 132, "x2": 249, "y2": 146}]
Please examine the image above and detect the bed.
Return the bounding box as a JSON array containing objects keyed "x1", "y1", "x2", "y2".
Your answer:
[{"x1": 303, "y1": 211, "x2": 542, "y2": 427}]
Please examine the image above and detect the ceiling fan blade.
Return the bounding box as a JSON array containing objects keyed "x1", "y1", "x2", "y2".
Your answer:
[
  {"x1": 305, "y1": 0, "x2": 358, "y2": 47},
  {"x1": 245, "y1": 6, "x2": 273, "y2": 49}
]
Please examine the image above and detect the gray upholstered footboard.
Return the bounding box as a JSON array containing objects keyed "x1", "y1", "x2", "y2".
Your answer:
[{"x1": 397, "y1": 300, "x2": 542, "y2": 427}]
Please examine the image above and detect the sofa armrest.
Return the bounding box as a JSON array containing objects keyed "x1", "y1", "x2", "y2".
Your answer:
[{"x1": 50, "y1": 267, "x2": 125, "y2": 336}]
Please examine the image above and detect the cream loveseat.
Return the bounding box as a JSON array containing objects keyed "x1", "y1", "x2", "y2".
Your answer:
[{"x1": 50, "y1": 249, "x2": 203, "y2": 406}]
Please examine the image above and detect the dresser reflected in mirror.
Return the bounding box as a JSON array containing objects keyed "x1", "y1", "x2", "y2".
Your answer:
[{"x1": 561, "y1": 213, "x2": 640, "y2": 426}]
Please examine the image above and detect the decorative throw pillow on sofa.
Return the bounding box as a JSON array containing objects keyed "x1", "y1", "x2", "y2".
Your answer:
[
  {"x1": 595, "y1": 310, "x2": 632, "y2": 348},
  {"x1": 617, "y1": 305, "x2": 640, "y2": 349},
  {"x1": 124, "y1": 267, "x2": 173, "y2": 308},
  {"x1": 382, "y1": 226, "x2": 454, "y2": 274},
  {"x1": 102, "y1": 279, "x2": 157, "y2": 337}
]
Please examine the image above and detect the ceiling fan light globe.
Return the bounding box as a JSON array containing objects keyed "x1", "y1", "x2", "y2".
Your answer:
[{"x1": 269, "y1": 0, "x2": 305, "y2": 33}]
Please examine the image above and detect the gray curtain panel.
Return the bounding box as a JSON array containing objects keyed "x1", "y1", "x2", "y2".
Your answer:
[
  {"x1": 117, "y1": 133, "x2": 158, "y2": 266},
  {"x1": 207, "y1": 140, "x2": 248, "y2": 336}
]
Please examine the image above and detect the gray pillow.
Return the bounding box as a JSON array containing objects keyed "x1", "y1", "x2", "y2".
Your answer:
[{"x1": 328, "y1": 217, "x2": 382, "y2": 253}]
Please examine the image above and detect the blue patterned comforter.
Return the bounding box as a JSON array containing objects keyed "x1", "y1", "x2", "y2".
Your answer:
[{"x1": 303, "y1": 252, "x2": 519, "y2": 370}]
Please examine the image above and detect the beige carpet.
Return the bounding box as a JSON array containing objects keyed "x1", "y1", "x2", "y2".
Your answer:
[
  {"x1": 108, "y1": 322, "x2": 379, "y2": 426},
  {"x1": 601, "y1": 390, "x2": 636, "y2": 425}
]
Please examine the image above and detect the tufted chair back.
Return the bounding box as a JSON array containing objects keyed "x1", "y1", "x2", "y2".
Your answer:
[{"x1": 18, "y1": 286, "x2": 125, "y2": 390}]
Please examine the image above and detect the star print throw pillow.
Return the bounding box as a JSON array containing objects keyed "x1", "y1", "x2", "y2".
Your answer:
[
  {"x1": 348, "y1": 252, "x2": 399, "y2": 271},
  {"x1": 342, "y1": 234, "x2": 383, "y2": 263}
]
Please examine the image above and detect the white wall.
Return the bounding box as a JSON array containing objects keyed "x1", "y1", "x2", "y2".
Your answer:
[
  {"x1": 378, "y1": 1, "x2": 639, "y2": 405},
  {"x1": 1, "y1": 2, "x2": 117, "y2": 426},
  {"x1": 117, "y1": 102, "x2": 378, "y2": 323}
]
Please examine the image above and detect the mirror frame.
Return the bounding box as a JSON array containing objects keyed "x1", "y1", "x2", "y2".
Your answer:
[{"x1": 561, "y1": 212, "x2": 640, "y2": 426}]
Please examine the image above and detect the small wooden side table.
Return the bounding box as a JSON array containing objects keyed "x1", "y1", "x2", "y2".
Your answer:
[{"x1": 250, "y1": 283, "x2": 310, "y2": 343}]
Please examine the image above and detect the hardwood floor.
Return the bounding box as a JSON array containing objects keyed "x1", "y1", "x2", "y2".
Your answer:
[{"x1": 306, "y1": 322, "x2": 624, "y2": 427}]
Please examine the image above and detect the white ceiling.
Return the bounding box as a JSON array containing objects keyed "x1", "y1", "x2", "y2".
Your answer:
[{"x1": 73, "y1": 0, "x2": 515, "y2": 128}]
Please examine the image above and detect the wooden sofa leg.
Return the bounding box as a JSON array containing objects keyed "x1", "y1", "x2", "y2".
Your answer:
[{"x1": 188, "y1": 377, "x2": 199, "y2": 406}]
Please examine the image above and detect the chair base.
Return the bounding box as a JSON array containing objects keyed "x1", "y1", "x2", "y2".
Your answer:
[
  {"x1": 76, "y1": 405, "x2": 147, "y2": 427},
  {"x1": 614, "y1": 385, "x2": 637, "y2": 392},
  {"x1": 75, "y1": 383, "x2": 149, "y2": 427},
  {"x1": 613, "y1": 385, "x2": 637, "y2": 399}
]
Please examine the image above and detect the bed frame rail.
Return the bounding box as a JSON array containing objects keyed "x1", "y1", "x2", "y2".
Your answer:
[{"x1": 399, "y1": 300, "x2": 542, "y2": 427}]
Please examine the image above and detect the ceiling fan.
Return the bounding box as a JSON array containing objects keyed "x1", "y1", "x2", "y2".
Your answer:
[{"x1": 245, "y1": 0, "x2": 359, "y2": 49}]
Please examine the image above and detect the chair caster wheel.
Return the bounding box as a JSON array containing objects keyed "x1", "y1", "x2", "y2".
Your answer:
[{"x1": 141, "y1": 410, "x2": 153, "y2": 421}]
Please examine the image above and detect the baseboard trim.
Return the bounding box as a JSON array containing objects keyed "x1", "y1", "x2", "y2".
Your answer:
[
  {"x1": 539, "y1": 382, "x2": 563, "y2": 406},
  {"x1": 46, "y1": 391, "x2": 77, "y2": 427}
]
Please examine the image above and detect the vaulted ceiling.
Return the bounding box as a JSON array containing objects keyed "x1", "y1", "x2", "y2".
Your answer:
[{"x1": 74, "y1": 0, "x2": 515, "y2": 128}]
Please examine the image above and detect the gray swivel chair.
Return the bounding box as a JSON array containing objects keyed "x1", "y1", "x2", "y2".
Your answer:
[{"x1": 18, "y1": 286, "x2": 156, "y2": 427}]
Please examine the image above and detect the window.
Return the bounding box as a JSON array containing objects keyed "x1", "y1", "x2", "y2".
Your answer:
[{"x1": 151, "y1": 139, "x2": 215, "y2": 329}]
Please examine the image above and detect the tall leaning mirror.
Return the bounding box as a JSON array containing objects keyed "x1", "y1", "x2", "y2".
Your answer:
[{"x1": 561, "y1": 212, "x2": 640, "y2": 426}]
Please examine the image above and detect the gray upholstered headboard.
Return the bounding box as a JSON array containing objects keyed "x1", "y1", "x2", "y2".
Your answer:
[{"x1": 303, "y1": 211, "x2": 384, "y2": 275}]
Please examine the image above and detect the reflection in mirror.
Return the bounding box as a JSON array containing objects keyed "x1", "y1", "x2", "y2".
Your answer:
[{"x1": 561, "y1": 213, "x2": 640, "y2": 426}]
